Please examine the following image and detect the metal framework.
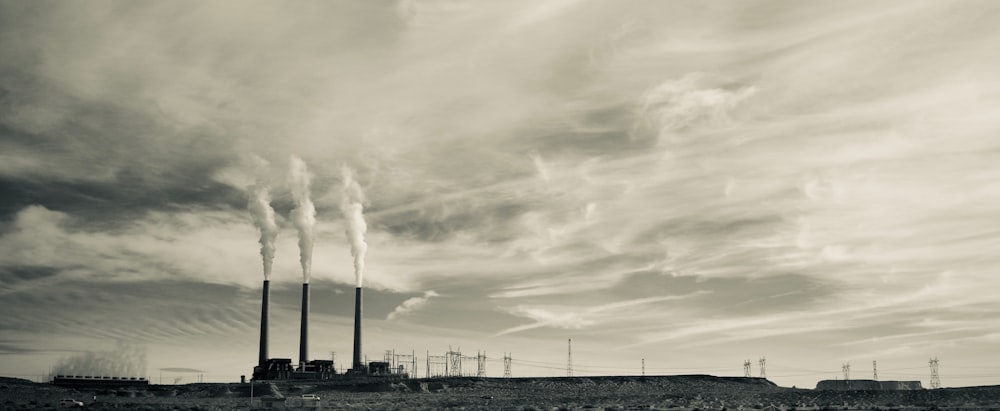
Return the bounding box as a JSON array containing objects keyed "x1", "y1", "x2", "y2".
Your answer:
[
  {"x1": 567, "y1": 339, "x2": 573, "y2": 377},
  {"x1": 758, "y1": 356, "x2": 766, "y2": 379},
  {"x1": 503, "y1": 353, "x2": 512, "y2": 378},
  {"x1": 477, "y1": 351, "x2": 486, "y2": 377},
  {"x1": 744, "y1": 360, "x2": 752, "y2": 377},
  {"x1": 391, "y1": 350, "x2": 417, "y2": 377},
  {"x1": 426, "y1": 352, "x2": 447, "y2": 378},
  {"x1": 842, "y1": 362, "x2": 851, "y2": 381},
  {"x1": 929, "y1": 357, "x2": 941, "y2": 389},
  {"x1": 873, "y1": 360, "x2": 878, "y2": 381},
  {"x1": 447, "y1": 348, "x2": 462, "y2": 377}
]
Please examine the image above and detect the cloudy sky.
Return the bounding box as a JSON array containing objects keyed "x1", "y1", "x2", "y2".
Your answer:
[{"x1": 2, "y1": 0, "x2": 999, "y2": 388}]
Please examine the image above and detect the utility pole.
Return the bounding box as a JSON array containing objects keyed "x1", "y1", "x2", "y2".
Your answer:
[
  {"x1": 642, "y1": 358, "x2": 645, "y2": 376},
  {"x1": 873, "y1": 360, "x2": 878, "y2": 381},
  {"x1": 567, "y1": 339, "x2": 573, "y2": 377}
]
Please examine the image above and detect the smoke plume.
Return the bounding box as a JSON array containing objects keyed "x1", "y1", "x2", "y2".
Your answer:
[
  {"x1": 248, "y1": 170, "x2": 279, "y2": 281},
  {"x1": 340, "y1": 166, "x2": 368, "y2": 287},
  {"x1": 289, "y1": 155, "x2": 317, "y2": 283},
  {"x1": 53, "y1": 341, "x2": 147, "y2": 378}
]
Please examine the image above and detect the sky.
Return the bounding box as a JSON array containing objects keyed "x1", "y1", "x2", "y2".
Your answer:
[{"x1": 1, "y1": 0, "x2": 999, "y2": 389}]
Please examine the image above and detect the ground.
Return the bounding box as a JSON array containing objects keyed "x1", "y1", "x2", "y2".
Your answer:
[{"x1": 2, "y1": 375, "x2": 999, "y2": 411}]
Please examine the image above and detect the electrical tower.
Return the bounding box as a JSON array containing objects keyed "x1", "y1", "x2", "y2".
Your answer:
[
  {"x1": 929, "y1": 357, "x2": 941, "y2": 389},
  {"x1": 477, "y1": 351, "x2": 486, "y2": 377},
  {"x1": 447, "y1": 347, "x2": 463, "y2": 377},
  {"x1": 842, "y1": 362, "x2": 851, "y2": 381},
  {"x1": 567, "y1": 339, "x2": 573, "y2": 377},
  {"x1": 744, "y1": 360, "x2": 752, "y2": 377},
  {"x1": 503, "y1": 353, "x2": 512, "y2": 378},
  {"x1": 873, "y1": 360, "x2": 878, "y2": 381},
  {"x1": 642, "y1": 358, "x2": 645, "y2": 376},
  {"x1": 758, "y1": 356, "x2": 766, "y2": 379}
]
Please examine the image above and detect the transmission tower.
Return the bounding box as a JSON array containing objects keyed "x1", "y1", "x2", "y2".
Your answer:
[
  {"x1": 477, "y1": 351, "x2": 486, "y2": 377},
  {"x1": 842, "y1": 362, "x2": 850, "y2": 381},
  {"x1": 447, "y1": 347, "x2": 463, "y2": 377},
  {"x1": 873, "y1": 360, "x2": 878, "y2": 381},
  {"x1": 567, "y1": 339, "x2": 573, "y2": 377},
  {"x1": 929, "y1": 357, "x2": 941, "y2": 389},
  {"x1": 642, "y1": 358, "x2": 645, "y2": 376},
  {"x1": 503, "y1": 353, "x2": 512, "y2": 378},
  {"x1": 758, "y1": 356, "x2": 766, "y2": 379},
  {"x1": 744, "y1": 360, "x2": 752, "y2": 377}
]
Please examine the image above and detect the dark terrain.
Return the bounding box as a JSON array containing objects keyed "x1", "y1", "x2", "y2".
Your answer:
[{"x1": 2, "y1": 375, "x2": 999, "y2": 410}]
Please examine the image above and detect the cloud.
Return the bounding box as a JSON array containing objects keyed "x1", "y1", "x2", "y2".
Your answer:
[
  {"x1": 495, "y1": 292, "x2": 709, "y2": 336},
  {"x1": 386, "y1": 290, "x2": 440, "y2": 321},
  {"x1": 2, "y1": 1, "x2": 1000, "y2": 387}
]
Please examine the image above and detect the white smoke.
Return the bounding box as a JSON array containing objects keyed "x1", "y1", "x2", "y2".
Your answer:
[
  {"x1": 339, "y1": 166, "x2": 368, "y2": 288},
  {"x1": 387, "y1": 290, "x2": 439, "y2": 321},
  {"x1": 289, "y1": 155, "x2": 316, "y2": 283},
  {"x1": 248, "y1": 164, "x2": 279, "y2": 281},
  {"x1": 53, "y1": 341, "x2": 147, "y2": 378}
]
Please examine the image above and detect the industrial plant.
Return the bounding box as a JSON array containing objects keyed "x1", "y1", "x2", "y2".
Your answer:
[{"x1": 249, "y1": 278, "x2": 387, "y2": 381}]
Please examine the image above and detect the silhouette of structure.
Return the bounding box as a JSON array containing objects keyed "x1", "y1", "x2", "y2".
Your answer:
[
  {"x1": 426, "y1": 352, "x2": 447, "y2": 378},
  {"x1": 447, "y1": 348, "x2": 462, "y2": 377},
  {"x1": 567, "y1": 339, "x2": 574, "y2": 377},
  {"x1": 503, "y1": 353, "x2": 512, "y2": 378},
  {"x1": 843, "y1": 362, "x2": 851, "y2": 382},
  {"x1": 744, "y1": 360, "x2": 751, "y2": 377},
  {"x1": 477, "y1": 351, "x2": 486, "y2": 377},
  {"x1": 929, "y1": 357, "x2": 941, "y2": 389},
  {"x1": 873, "y1": 360, "x2": 878, "y2": 381},
  {"x1": 758, "y1": 357, "x2": 766, "y2": 379}
]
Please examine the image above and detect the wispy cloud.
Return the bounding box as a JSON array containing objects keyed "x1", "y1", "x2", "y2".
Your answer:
[
  {"x1": 495, "y1": 291, "x2": 709, "y2": 336},
  {"x1": 387, "y1": 290, "x2": 440, "y2": 321},
  {"x1": 2, "y1": 0, "x2": 1000, "y2": 387}
]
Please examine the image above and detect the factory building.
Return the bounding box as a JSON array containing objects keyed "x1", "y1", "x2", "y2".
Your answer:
[{"x1": 251, "y1": 280, "x2": 389, "y2": 381}]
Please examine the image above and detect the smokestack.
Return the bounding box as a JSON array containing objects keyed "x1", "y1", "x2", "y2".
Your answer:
[
  {"x1": 352, "y1": 287, "x2": 363, "y2": 371},
  {"x1": 258, "y1": 280, "x2": 270, "y2": 368},
  {"x1": 299, "y1": 283, "x2": 309, "y2": 367}
]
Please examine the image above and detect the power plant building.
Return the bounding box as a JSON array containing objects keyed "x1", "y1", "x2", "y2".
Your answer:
[{"x1": 251, "y1": 281, "x2": 384, "y2": 381}]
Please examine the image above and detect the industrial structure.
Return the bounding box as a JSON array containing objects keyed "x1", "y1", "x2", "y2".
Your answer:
[{"x1": 250, "y1": 279, "x2": 339, "y2": 381}]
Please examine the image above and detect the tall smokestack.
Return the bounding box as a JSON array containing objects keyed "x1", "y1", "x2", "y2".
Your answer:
[
  {"x1": 258, "y1": 280, "x2": 270, "y2": 368},
  {"x1": 352, "y1": 287, "x2": 363, "y2": 371},
  {"x1": 299, "y1": 283, "x2": 309, "y2": 367},
  {"x1": 341, "y1": 166, "x2": 368, "y2": 373}
]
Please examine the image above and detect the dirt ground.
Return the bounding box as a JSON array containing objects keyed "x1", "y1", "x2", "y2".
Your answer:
[{"x1": 2, "y1": 375, "x2": 999, "y2": 411}]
